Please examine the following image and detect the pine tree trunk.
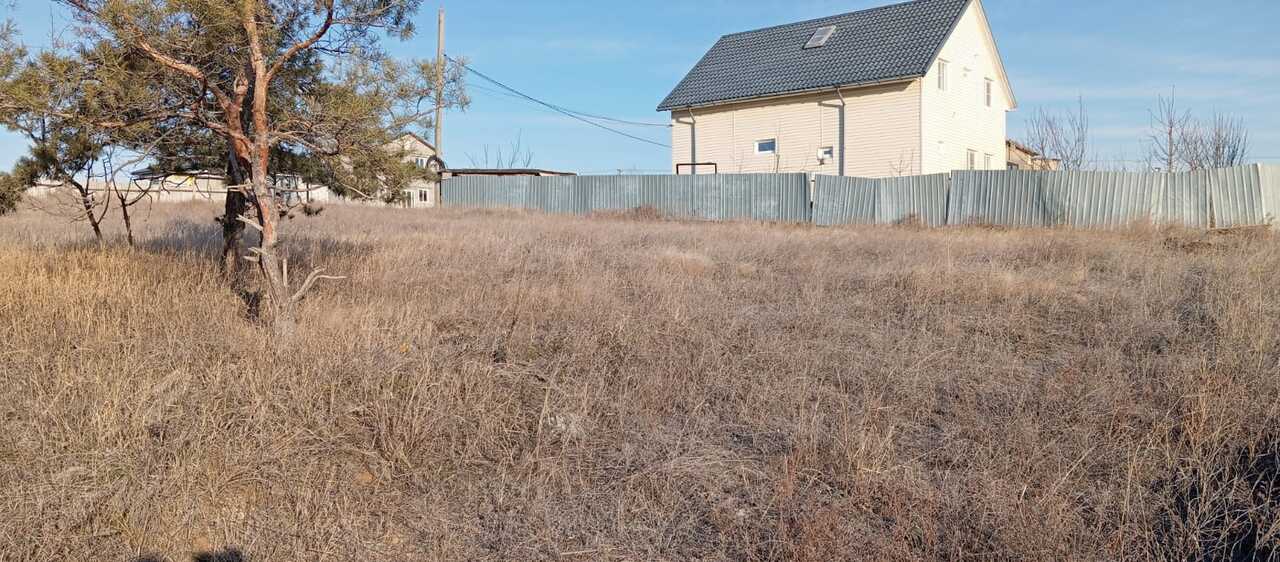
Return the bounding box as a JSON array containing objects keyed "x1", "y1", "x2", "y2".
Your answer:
[
  {"x1": 246, "y1": 137, "x2": 296, "y2": 339},
  {"x1": 221, "y1": 151, "x2": 251, "y2": 289}
]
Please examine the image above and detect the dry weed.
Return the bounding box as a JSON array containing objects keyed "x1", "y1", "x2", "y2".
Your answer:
[{"x1": 1, "y1": 202, "x2": 1278, "y2": 561}]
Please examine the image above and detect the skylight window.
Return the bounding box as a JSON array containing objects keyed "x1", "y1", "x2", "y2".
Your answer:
[{"x1": 804, "y1": 26, "x2": 836, "y2": 49}]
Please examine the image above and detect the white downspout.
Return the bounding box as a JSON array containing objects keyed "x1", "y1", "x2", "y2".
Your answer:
[
  {"x1": 688, "y1": 107, "x2": 698, "y2": 174},
  {"x1": 835, "y1": 88, "x2": 847, "y2": 177}
]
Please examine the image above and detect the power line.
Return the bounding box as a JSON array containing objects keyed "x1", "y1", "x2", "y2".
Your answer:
[
  {"x1": 446, "y1": 54, "x2": 671, "y2": 149},
  {"x1": 452, "y1": 56, "x2": 672, "y2": 147},
  {"x1": 470, "y1": 85, "x2": 600, "y2": 124},
  {"x1": 457, "y1": 61, "x2": 670, "y2": 128},
  {"x1": 548, "y1": 108, "x2": 671, "y2": 129}
]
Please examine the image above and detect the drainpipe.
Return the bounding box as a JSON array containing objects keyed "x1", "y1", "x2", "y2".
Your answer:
[
  {"x1": 687, "y1": 107, "x2": 698, "y2": 174},
  {"x1": 835, "y1": 88, "x2": 847, "y2": 177}
]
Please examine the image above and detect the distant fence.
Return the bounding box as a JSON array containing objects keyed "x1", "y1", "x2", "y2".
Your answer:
[
  {"x1": 442, "y1": 164, "x2": 1280, "y2": 230},
  {"x1": 444, "y1": 173, "x2": 811, "y2": 222}
]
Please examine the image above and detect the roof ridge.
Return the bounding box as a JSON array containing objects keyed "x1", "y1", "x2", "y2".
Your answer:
[{"x1": 720, "y1": 0, "x2": 958, "y2": 39}]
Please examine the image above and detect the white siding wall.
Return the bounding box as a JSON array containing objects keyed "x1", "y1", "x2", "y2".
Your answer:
[
  {"x1": 390, "y1": 135, "x2": 441, "y2": 208},
  {"x1": 919, "y1": 0, "x2": 1011, "y2": 174},
  {"x1": 846, "y1": 81, "x2": 922, "y2": 177},
  {"x1": 670, "y1": 80, "x2": 922, "y2": 177}
]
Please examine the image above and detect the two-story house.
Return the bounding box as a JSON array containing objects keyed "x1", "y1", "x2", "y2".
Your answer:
[
  {"x1": 658, "y1": 0, "x2": 1015, "y2": 177},
  {"x1": 390, "y1": 132, "x2": 447, "y2": 208}
]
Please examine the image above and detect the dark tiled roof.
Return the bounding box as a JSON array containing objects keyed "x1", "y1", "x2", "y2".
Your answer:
[{"x1": 657, "y1": 0, "x2": 970, "y2": 111}]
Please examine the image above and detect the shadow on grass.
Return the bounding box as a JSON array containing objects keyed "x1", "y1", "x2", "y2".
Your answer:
[
  {"x1": 1158, "y1": 436, "x2": 1280, "y2": 562},
  {"x1": 138, "y1": 218, "x2": 224, "y2": 258},
  {"x1": 137, "y1": 218, "x2": 375, "y2": 270},
  {"x1": 133, "y1": 548, "x2": 246, "y2": 562}
]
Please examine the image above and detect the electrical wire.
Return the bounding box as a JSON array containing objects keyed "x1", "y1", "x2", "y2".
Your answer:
[
  {"x1": 458, "y1": 62, "x2": 670, "y2": 128},
  {"x1": 446, "y1": 54, "x2": 672, "y2": 149}
]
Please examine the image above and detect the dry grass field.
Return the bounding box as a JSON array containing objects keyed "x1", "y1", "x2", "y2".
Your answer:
[{"x1": 1, "y1": 201, "x2": 1278, "y2": 561}]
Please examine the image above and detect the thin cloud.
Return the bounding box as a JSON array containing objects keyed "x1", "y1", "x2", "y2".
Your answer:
[
  {"x1": 1015, "y1": 77, "x2": 1278, "y2": 105},
  {"x1": 1161, "y1": 55, "x2": 1280, "y2": 80}
]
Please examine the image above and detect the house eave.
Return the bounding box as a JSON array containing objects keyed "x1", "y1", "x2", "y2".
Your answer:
[{"x1": 657, "y1": 75, "x2": 922, "y2": 113}]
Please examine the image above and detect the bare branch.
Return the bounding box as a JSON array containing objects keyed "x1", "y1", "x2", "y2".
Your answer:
[
  {"x1": 290, "y1": 268, "x2": 346, "y2": 303},
  {"x1": 236, "y1": 215, "x2": 264, "y2": 232},
  {"x1": 1023, "y1": 97, "x2": 1090, "y2": 170}
]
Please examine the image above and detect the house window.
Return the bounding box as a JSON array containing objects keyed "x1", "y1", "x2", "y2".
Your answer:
[
  {"x1": 967, "y1": 150, "x2": 977, "y2": 170},
  {"x1": 755, "y1": 139, "x2": 777, "y2": 155},
  {"x1": 419, "y1": 190, "x2": 430, "y2": 203},
  {"x1": 818, "y1": 146, "x2": 834, "y2": 163},
  {"x1": 984, "y1": 79, "x2": 993, "y2": 107},
  {"x1": 937, "y1": 60, "x2": 948, "y2": 90},
  {"x1": 414, "y1": 157, "x2": 428, "y2": 168},
  {"x1": 804, "y1": 25, "x2": 837, "y2": 49},
  {"x1": 1008, "y1": 163, "x2": 1020, "y2": 171},
  {"x1": 984, "y1": 153, "x2": 993, "y2": 169}
]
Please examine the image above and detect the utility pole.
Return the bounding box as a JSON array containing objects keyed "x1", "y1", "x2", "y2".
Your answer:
[{"x1": 433, "y1": 7, "x2": 446, "y2": 206}]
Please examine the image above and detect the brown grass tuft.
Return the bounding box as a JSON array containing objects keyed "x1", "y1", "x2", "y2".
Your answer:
[{"x1": 1, "y1": 203, "x2": 1278, "y2": 561}]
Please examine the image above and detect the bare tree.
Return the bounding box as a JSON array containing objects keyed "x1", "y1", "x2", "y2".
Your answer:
[
  {"x1": 466, "y1": 132, "x2": 534, "y2": 169},
  {"x1": 1145, "y1": 89, "x2": 1251, "y2": 171},
  {"x1": 1145, "y1": 91, "x2": 1197, "y2": 172},
  {"x1": 888, "y1": 150, "x2": 919, "y2": 176},
  {"x1": 99, "y1": 144, "x2": 161, "y2": 247},
  {"x1": 1185, "y1": 113, "x2": 1250, "y2": 170},
  {"x1": 1023, "y1": 97, "x2": 1091, "y2": 170}
]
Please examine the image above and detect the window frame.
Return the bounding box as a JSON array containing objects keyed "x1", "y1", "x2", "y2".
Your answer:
[
  {"x1": 967, "y1": 149, "x2": 977, "y2": 170},
  {"x1": 755, "y1": 138, "x2": 778, "y2": 155},
  {"x1": 984, "y1": 78, "x2": 993, "y2": 107},
  {"x1": 937, "y1": 59, "x2": 949, "y2": 90},
  {"x1": 984, "y1": 153, "x2": 993, "y2": 169},
  {"x1": 818, "y1": 146, "x2": 835, "y2": 163}
]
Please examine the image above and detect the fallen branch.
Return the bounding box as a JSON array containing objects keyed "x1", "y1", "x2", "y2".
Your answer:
[{"x1": 290, "y1": 268, "x2": 346, "y2": 303}]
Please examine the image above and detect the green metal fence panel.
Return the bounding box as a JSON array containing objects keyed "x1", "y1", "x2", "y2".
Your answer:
[
  {"x1": 1209, "y1": 165, "x2": 1265, "y2": 228},
  {"x1": 948, "y1": 170, "x2": 1053, "y2": 227},
  {"x1": 951, "y1": 170, "x2": 1211, "y2": 229},
  {"x1": 689, "y1": 173, "x2": 810, "y2": 222},
  {"x1": 1260, "y1": 165, "x2": 1280, "y2": 227},
  {"x1": 879, "y1": 174, "x2": 950, "y2": 227},
  {"x1": 812, "y1": 174, "x2": 948, "y2": 226},
  {"x1": 1041, "y1": 171, "x2": 1163, "y2": 228},
  {"x1": 1160, "y1": 170, "x2": 1212, "y2": 228},
  {"x1": 812, "y1": 175, "x2": 877, "y2": 226},
  {"x1": 445, "y1": 167, "x2": 1259, "y2": 230},
  {"x1": 443, "y1": 173, "x2": 810, "y2": 222}
]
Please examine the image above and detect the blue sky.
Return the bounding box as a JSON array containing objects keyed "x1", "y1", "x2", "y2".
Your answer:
[{"x1": 2, "y1": 0, "x2": 1278, "y2": 174}]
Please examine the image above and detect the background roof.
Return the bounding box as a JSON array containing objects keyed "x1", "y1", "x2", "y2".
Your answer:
[{"x1": 657, "y1": 0, "x2": 970, "y2": 111}]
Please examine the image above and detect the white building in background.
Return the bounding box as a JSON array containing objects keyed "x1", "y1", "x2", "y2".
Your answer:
[
  {"x1": 389, "y1": 132, "x2": 446, "y2": 208},
  {"x1": 658, "y1": 0, "x2": 1015, "y2": 177},
  {"x1": 27, "y1": 132, "x2": 448, "y2": 208},
  {"x1": 124, "y1": 167, "x2": 331, "y2": 205}
]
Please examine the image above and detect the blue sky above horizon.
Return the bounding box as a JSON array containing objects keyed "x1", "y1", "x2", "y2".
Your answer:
[{"x1": 2, "y1": 0, "x2": 1278, "y2": 174}]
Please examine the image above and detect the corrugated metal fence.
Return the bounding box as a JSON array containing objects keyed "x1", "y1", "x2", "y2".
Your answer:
[
  {"x1": 946, "y1": 169, "x2": 1212, "y2": 228},
  {"x1": 443, "y1": 165, "x2": 1280, "y2": 229},
  {"x1": 813, "y1": 173, "x2": 950, "y2": 227},
  {"x1": 443, "y1": 173, "x2": 811, "y2": 222}
]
